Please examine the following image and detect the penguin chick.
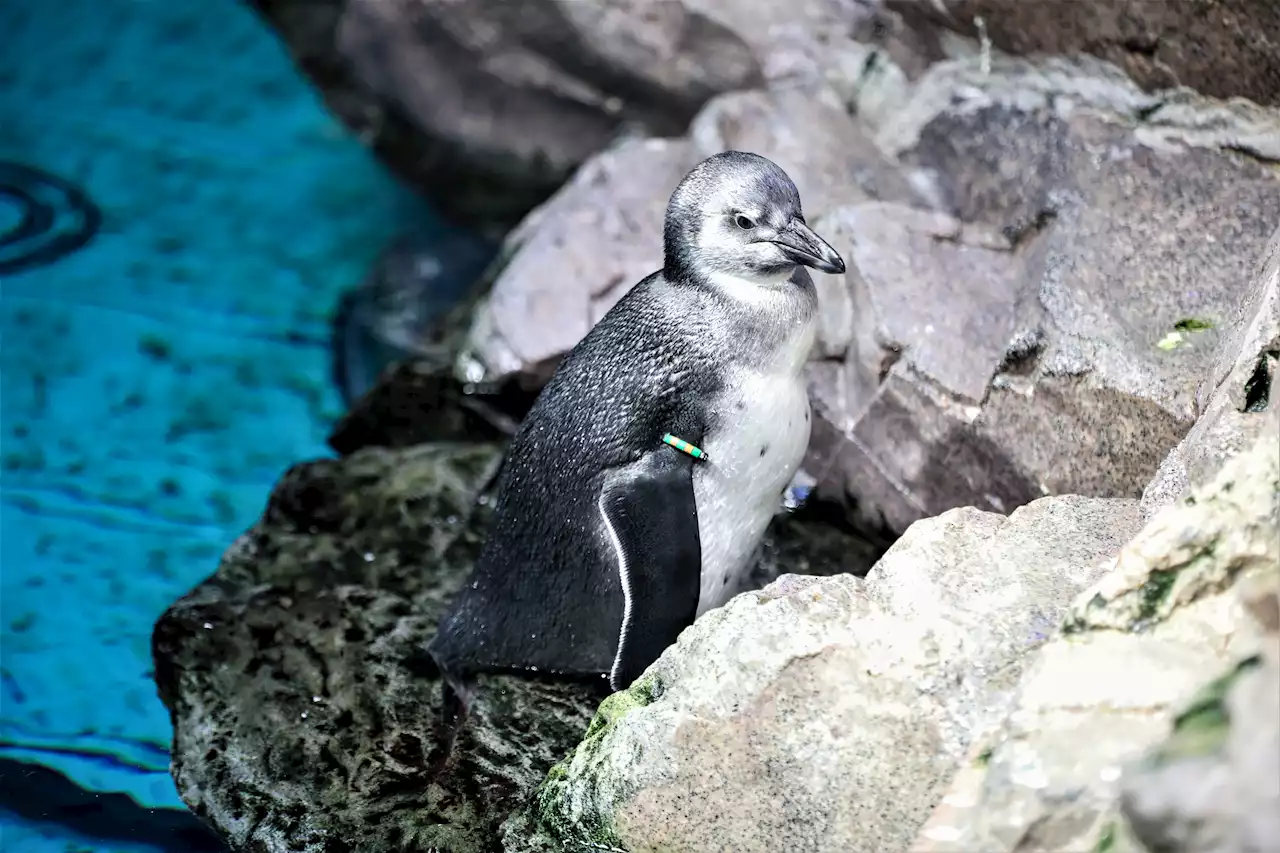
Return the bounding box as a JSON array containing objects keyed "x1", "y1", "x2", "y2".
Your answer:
[{"x1": 429, "y1": 151, "x2": 845, "y2": 698}]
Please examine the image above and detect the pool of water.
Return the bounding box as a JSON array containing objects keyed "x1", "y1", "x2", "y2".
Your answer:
[{"x1": 0, "y1": 2, "x2": 464, "y2": 849}]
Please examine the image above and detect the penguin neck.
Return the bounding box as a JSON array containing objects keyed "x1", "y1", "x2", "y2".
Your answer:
[{"x1": 662, "y1": 262, "x2": 818, "y2": 375}]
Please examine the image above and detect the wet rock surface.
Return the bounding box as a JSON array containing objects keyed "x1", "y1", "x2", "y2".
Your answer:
[
  {"x1": 151, "y1": 442, "x2": 611, "y2": 853},
  {"x1": 512, "y1": 495, "x2": 1141, "y2": 853}
]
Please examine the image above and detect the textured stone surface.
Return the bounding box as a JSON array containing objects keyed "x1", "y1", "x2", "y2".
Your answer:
[
  {"x1": 1118, "y1": 575, "x2": 1280, "y2": 853},
  {"x1": 458, "y1": 137, "x2": 697, "y2": 386},
  {"x1": 688, "y1": 86, "x2": 923, "y2": 221},
  {"x1": 152, "y1": 442, "x2": 611, "y2": 853},
  {"x1": 911, "y1": 410, "x2": 1280, "y2": 853},
  {"x1": 514, "y1": 494, "x2": 1140, "y2": 853},
  {"x1": 884, "y1": 0, "x2": 1280, "y2": 108},
  {"x1": 248, "y1": 0, "x2": 761, "y2": 231},
  {"x1": 1142, "y1": 224, "x2": 1280, "y2": 520},
  {"x1": 805, "y1": 56, "x2": 1280, "y2": 534}
]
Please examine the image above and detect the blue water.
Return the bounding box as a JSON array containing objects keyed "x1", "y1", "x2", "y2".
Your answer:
[{"x1": 1, "y1": 1, "x2": 458, "y2": 849}]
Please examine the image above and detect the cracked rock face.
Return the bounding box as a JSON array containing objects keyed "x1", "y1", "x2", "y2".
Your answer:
[
  {"x1": 510, "y1": 494, "x2": 1141, "y2": 853},
  {"x1": 911, "y1": 407, "x2": 1280, "y2": 853},
  {"x1": 804, "y1": 57, "x2": 1280, "y2": 534},
  {"x1": 1141, "y1": 224, "x2": 1280, "y2": 521}
]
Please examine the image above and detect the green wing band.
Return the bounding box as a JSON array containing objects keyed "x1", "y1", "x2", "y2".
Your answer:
[{"x1": 662, "y1": 432, "x2": 708, "y2": 461}]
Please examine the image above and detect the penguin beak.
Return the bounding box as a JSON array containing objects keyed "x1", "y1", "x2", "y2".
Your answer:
[{"x1": 770, "y1": 218, "x2": 846, "y2": 275}]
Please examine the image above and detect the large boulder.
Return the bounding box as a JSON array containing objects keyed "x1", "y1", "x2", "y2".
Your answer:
[
  {"x1": 151, "y1": 440, "x2": 611, "y2": 853},
  {"x1": 248, "y1": 0, "x2": 767, "y2": 231},
  {"x1": 512, "y1": 493, "x2": 1142, "y2": 852},
  {"x1": 805, "y1": 56, "x2": 1280, "y2": 534},
  {"x1": 883, "y1": 0, "x2": 1280, "y2": 108},
  {"x1": 911, "y1": 408, "x2": 1280, "y2": 852},
  {"x1": 458, "y1": 136, "x2": 699, "y2": 386}
]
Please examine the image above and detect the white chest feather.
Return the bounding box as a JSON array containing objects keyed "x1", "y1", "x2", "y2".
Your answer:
[{"x1": 691, "y1": 325, "x2": 814, "y2": 615}]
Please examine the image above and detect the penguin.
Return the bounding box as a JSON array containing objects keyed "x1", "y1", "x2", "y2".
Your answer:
[{"x1": 428, "y1": 151, "x2": 845, "y2": 696}]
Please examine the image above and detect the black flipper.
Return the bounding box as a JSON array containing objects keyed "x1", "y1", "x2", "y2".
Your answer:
[{"x1": 601, "y1": 445, "x2": 703, "y2": 691}]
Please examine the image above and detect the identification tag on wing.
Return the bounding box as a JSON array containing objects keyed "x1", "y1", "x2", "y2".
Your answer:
[{"x1": 661, "y1": 433, "x2": 709, "y2": 462}]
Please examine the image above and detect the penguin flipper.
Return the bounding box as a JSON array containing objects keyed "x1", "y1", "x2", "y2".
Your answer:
[{"x1": 600, "y1": 446, "x2": 702, "y2": 691}]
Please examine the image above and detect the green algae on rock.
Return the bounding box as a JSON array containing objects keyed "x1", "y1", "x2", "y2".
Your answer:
[
  {"x1": 911, "y1": 412, "x2": 1279, "y2": 853},
  {"x1": 152, "y1": 441, "x2": 605, "y2": 853}
]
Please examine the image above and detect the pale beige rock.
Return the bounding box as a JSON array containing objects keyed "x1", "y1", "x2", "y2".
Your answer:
[
  {"x1": 688, "y1": 86, "x2": 921, "y2": 221},
  {"x1": 457, "y1": 137, "x2": 697, "y2": 384},
  {"x1": 911, "y1": 411, "x2": 1280, "y2": 853},
  {"x1": 516, "y1": 495, "x2": 1141, "y2": 853}
]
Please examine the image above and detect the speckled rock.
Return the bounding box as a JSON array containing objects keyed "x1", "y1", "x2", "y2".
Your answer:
[
  {"x1": 805, "y1": 55, "x2": 1280, "y2": 534},
  {"x1": 911, "y1": 408, "x2": 1280, "y2": 853},
  {"x1": 1141, "y1": 223, "x2": 1280, "y2": 520},
  {"x1": 510, "y1": 493, "x2": 1141, "y2": 853},
  {"x1": 884, "y1": 0, "x2": 1280, "y2": 108},
  {"x1": 152, "y1": 441, "x2": 606, "y2": 853}
]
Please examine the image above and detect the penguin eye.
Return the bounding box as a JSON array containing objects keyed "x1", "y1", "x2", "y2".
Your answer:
[{"x1": 734, "y1": 214, "x2": 755, "y2": 230}]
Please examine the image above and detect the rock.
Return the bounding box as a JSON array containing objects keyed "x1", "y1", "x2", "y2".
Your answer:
[
  {"x1": 458, "y1": 137, "x2": 699, "y2": 385},
  {"x1": 910, "y1": 409, "x2": 1280, "y2": 852},
  {"x1": 249, "y1": 0, "x2": 761, "y2": 231},
  {"x1": 513, "y1": 493, "x2": 1141, "y2": 853},
  {"x1": 330, "y1": 229, "x2": 494, "y2": 406},
  {"x1": 883, "y1": 0, "x2": 1280, "y2": 108},
  {"x1": 1141, "y1": 224, "x2": 1280, "y2": 520},
  {"x1": 688, "y1": 86, "x2": 924, "y2": 220},
  {"x1": 805, "y1": 56, "x2": 1280, "y2": 534},
  {"x1": 152, "y1": 441, "x2": 606, "y2": 852},
  {"x1": 1117, "y1": 574, "x2": 1280, "y2": 853}
]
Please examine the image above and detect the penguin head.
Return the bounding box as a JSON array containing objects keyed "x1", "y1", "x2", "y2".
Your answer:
[{"x1": 663, "y1": 151, "x2": 846, "y2": 289}]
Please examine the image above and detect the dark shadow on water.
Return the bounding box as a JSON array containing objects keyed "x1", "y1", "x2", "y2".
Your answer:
[{"x1": 0, "y1": 758, "x2": 227, "y2": 852}]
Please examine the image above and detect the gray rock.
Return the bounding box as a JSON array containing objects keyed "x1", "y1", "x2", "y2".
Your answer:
[
  {"x1": 331, "y1": 230, "x2": 494, "y2": 406},
  {"x1": 688, "y1": 86, "x2": 923, "y2": 221},
  {"x1": 806, "y1": 56, "x2": 1280, "y2": 534},
  {"x1": 514, "y1": 494, "x2": 1140, "y2": 853},
  {"x1": 249, "y1": 0, "x2": 761, "y2": 231},
  {"x1": 456, "y1": 136, "x2": 698, "y2": 386},
  {"x1": 1141, "y1": 224, "x2": 1280, "y2": 520},
  {"x1": 1118, "y1": 575, "x2": 1280, "y2": 853},
  {"x1": 883, "y1": 0, "x2": 1280, "y2": 108},
  {"x1": 911, "y1": 409, "x2": 1280, "y2": 853}
]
